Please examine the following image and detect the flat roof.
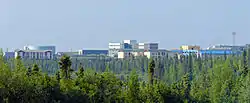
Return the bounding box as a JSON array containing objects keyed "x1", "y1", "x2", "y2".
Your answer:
[
  {"x1": 15, "y1": 49, "x2": 52, "y2": 52},
  {"x1": 80, "y1": 48, "x2": 108, "y2": 50}
]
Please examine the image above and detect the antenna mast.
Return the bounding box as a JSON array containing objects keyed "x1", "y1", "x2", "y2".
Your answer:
[
  {"x1": 232, "y1": 32, "x2": 236, "y2": 55},
  {"x1": 232, "y1": 32, "x2": 236, "y2": 46}
]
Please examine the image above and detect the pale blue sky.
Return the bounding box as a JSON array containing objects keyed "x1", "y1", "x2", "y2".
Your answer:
[{"x1": 0, "y1": 0, "x2": 249, "y2": 52}]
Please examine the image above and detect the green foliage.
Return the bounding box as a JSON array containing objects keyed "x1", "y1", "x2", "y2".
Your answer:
[
  {"x1": 126, "y1": 69, "x2": 141, "y2": 102},
  {"x1": 32, "y1": 64, "x2": 39, "y2": 71},
  {"x1": 59, "y1": 54, "x2": 73, "y2": 79},
  {"x1": 1, "y1": 49, "x2": 250, "y2": 102},
  {"x1": 76, "y1": 63, "x2": 84, "y2": 78},
  {"x1": 148, "y1": 58, "x2": 155, "y2": 85}
]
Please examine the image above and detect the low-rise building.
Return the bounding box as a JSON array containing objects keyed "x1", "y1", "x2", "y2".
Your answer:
[
  {"x1": 206, "y1": 44, "x2": 245, "y2": 51},
  {"x1": 139, "y1": 43, "x2": 158, "y2": 50},
  {"x1": 200, "y1": 50, "x2": 242, "y2": 55},
  {"x1": 3, "y1": 52, "x2": 15, "y2": 59},
  {"x1": 180, "y1": 45, "x2": 200, "y2": 50},
  {"x1": 108, "y1": 42, "x2": 122, "y2": 57},
  {"x1": 78, "y1": 49, "x2": 108, "y2": 56},
  {"x1": 15, "y1": 49, "x2": 53, "y2": 60},
  {"x1": 56, "y1": 52, "x2": 78, "y2": 57},
  {"x1": 118, "y1": 49, "x2": 144, "y2": 59},
  {"x1": 108, "y1": 40, "x2": 159, "y2": 57},
  {"x1": 182, "y1": 50, "x2": 199, "y2": 55},
  {"x1": 117, "y1": 49, "x2": 169, "y2": 59},
  {"x1": 24, "y1": 45, "x2": 56, "y2": 54}
]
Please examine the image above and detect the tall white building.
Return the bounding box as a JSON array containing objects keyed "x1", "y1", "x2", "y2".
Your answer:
[
  {"x1": 123, "y1": 40, "x2": 138, "y2": 49},
  {"x1": 15, "y1": 49, "x2": 53, "y2": 60},
  {"x1": 109, "y1": 40, "x2": 161, "y2": 58}
]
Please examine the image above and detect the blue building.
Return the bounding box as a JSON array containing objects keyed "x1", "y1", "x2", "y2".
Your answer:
[
  {"x1": 123, "y1": 43, "x2": 132, "y2": 49},
  {"x1": 182, "y1": 50, "x2": 199, "y2": 56},
  {"x1": 3, "y1": 52, "x2": 15, "y2": 59},
  {"x1": 169, "y1": 50, "x2": 183, "y2": 54},
  {"x1": 200, "y1": 50, "x2": 242, "y2": 55},
  {"x1": 78, "y1": 49, "x2": 108, "y2": 56},
  {"x1": 169, "y1": 49, "x2": 243, "y2": 57},
  {"x1": 169, "y1": 50, "x2": 198, "y2": 55}
]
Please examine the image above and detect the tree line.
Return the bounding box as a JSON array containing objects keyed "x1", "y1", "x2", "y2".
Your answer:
[{"x1": 1, "y1": 48, "x2": 250, "y2": 102}]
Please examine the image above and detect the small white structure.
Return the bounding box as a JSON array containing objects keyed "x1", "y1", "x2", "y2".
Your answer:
[
  {"x1": 108, "y1": 42, "x2": 122, "y2": 49},
  {"x1": 15, "y1": 49, "x2": 53, "y2": 60}
]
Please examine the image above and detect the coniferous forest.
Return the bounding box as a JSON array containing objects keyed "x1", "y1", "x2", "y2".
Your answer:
[{"x1": 1, "y1": 49, "x2": 250, "y2": 103}]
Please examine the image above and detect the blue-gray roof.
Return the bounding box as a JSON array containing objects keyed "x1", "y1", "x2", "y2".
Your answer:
[
  {"x1": 200, "y1": 50, "x2": 242, "y2": 55},
  {"x1": 169, "y1": 49, "x2": 243, "y2": 55},
  {"x1": 81, "y1": 50, "x2": 108, "y2": 55}
]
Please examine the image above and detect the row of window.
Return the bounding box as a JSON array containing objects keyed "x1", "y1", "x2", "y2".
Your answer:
[
  {"x1": 182, "y1": 52, "x2": 198, "y2": 53},
  {"x1": 17, "y1": 52, "x2": 52, "y2": 59},
  {"x1": 122, "y1": 52, "x2": 167, "y2": 56},
  {"x1": 151, "y1": 52, "x2": 166, "y2": 56}
]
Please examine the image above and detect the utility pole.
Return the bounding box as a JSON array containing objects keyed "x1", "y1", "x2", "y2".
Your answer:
[{"x1": 232, "y1": 32, "x2": 236, "y2": 55}]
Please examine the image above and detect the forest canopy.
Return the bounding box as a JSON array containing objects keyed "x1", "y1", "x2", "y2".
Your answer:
[{"x1": 1, "y1": 49, "x2": 250, "y2": 103}]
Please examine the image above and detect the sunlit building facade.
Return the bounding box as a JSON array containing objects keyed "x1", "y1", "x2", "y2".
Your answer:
[{"x1": 15, "y1": 49, "x2": 53, "y2": 60}]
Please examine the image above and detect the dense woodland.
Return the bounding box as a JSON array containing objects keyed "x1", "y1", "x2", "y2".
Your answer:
[{"x1": 1, "y1": 49, "x2": 250, "y2": 103}]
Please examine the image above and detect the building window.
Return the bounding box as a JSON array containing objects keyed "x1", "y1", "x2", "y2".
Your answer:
[
  {"x1": 37, "y1": 53, "x2": 39, "y2": 59},
  {"x1": 33, "y1": 52, "x2": 35, "y2": 59}
]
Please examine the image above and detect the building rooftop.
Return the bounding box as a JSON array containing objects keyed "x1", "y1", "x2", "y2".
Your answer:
[
  {"x1": 15, "y1": 49, "x2": 52, "y2": 52},
  {"x1": 200, "y1": 49, "x2": 242, "y2": 55},
  {"x1": 80, "y1": 48, "x2": 108, "y2": 50},
  {"x1": 118, "y1": 49, "x2": 167, "y2": 52}
]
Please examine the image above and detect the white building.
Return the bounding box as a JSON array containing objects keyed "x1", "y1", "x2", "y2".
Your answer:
[
  {"x1": 138, "y1": 43, "x2": 158, "y2": 50},
  {"x1": 108, "y1": 40, "x2": 159, "y2": 57},
  {"x1": 118, "y1": 49, "x2": 169, "y2": 59},
  {"x1": 15, "y1": 49, "x2": 53, "y2": 60},
  {"x1": 118, "y1": 49, "x2": 144, "y2": 59},
  {"x1": 23, "y1": 45, "x2": 56, "y2": 54},
  {"x1": 123, "y1": 40, "x2": 138, "y2": 49},
  {"x1": 108, "y1": 42, "x2": 122, "y2": 57},
  {"x1": 108, "y1": 42, "x2": 122, "y2": 49}
]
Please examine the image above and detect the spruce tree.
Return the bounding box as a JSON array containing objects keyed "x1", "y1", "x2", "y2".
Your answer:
[
  {"x1": 76, "y1": 63, "x2": 84, "y2": 78},
  {"x1": 26, "y1": 67, "x2": 32, "y2": 76},
  {"x1": 248, "y1": 48, "x2": 250, "y2": 69},
  {"x1": 242, "y1": 50, "x2": 248, "y2": 76},
  {"x1": 59, "y1": 54, "x2": 72, "y2": 79},
  {"x1": 127, "y1": 69, "x2": 140, "y2": 103},
  {"x1": 148, "y1": 58, "x2": 155, "y2": 85},
  {"x1": 181, "y1": 73, "x2": 191, "y2": 102},
  {"x1": 32, "y1": 64, "x2": 40, "y2": 72},
  {"x1": 55, "y1": 71, "x2": 61, "y2": 82},
  {"x1": 188, "y1": 54, "x2": 193, "y2": 81}
]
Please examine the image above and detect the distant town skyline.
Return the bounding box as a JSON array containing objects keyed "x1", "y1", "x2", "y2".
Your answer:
[
  {"x1": 1, "y1": 0, "x2": 250, "y2": 51},
  {"x1": 2, "y1": 41, "x2": 249, "y2": 53}
]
